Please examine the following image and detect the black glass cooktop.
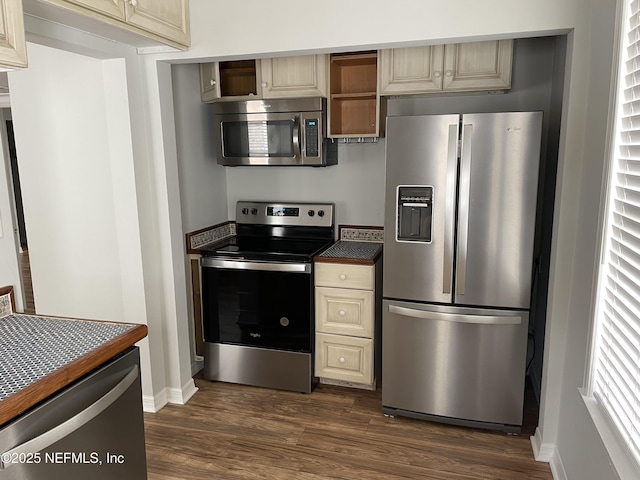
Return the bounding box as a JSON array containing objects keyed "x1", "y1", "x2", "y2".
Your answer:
[{"x1": 201, "y1": 237, "x2": 334, "y2": 262}]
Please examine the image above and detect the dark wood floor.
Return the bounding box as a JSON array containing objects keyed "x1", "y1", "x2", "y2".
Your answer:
[
  {"x1": 19, "y1": 250, "x2": 549, "y2": 478},
  {"x1": 144, "y1": 376, "x2": 552, "y2": 480}
]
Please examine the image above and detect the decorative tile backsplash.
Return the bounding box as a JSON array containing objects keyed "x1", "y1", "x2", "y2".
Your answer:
[
  {"x1": 339, "y1": 226, "x2": 384, "y2": 243},
  {"x1": 188, "y1": 222, "x2": 236, "y2": 251},
  {"x1": 0, "y1": 292, "x2": 13, "y2": 318}
]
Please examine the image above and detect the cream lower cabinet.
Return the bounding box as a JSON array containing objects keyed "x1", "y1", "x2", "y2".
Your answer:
[
  {"x1": 314, "y1": 261, "x2": 381, "y2": 389},
  {"x1": 0, "y1": 0, "x2": 28, "y2": 69},
  {"x1": 379, "y1": 40, "x2": 512, "y2": 95}
]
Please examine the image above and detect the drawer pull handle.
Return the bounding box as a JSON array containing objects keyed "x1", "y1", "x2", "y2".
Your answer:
[
  {"x1": 339, "y1": 274, "x2": 347, "y2": 280},
  {"x1": 339, "y1": 357, "x2": 346, "y2": 363},
  {"x1": 339, "y1": 310, "x2": 346, "y2": 316}
]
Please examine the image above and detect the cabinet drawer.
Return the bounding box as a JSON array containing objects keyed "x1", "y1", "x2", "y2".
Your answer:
[
  {"x1": 315, "y1": 333, "x2": 373, "y2": 384},
  {"x1": 316, "y1": 287, "x2": 373, "y2": 337},
  {"x1": 315, "y1": 263, "x2": 374, "y2": 290}
]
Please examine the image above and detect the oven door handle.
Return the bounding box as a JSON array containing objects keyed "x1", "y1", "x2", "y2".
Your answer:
[{"x1": 201, "y1": 257, "x2": 311, "y2": 273}]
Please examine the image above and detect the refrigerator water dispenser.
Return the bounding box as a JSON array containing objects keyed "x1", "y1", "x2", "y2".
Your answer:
[{"x1": 396, "y1": 186, "x2": 433, "y2": 243}]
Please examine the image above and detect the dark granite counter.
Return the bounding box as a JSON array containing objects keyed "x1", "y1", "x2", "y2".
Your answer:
[
  {"x1": 0, "y1": 313, "x2": 147, "y2": 427},
  {"x1": 314, "y1": 241, "x2": 383, "y2": 265}
]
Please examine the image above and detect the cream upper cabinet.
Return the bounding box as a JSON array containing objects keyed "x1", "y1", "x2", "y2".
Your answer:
[
  {"x1": 35, "y1": 0, "x2": 190, "y2": 49},
  {"x1": 260, "y1": 54, "x2": 328, "y2": 98},
  {"x1": 442, "y1": 40, "x2": 513, "y2": 91},
  {"x1": 379, "y1": 46, "x2": 444, "y2": 95},
  {"x1": 200, "y1": 55, "x2": 327, "y2": 103},
  {"x1": 380, "y1": 40, "x2": 513, "y2": 95},
  {"x1": 199, "y1": 60, "x2": 261, "y2": 103},
  {"x1": 125, "y1": 0, "x2": 190, "y2": 48},
  {"x1": 200, "y1": 62, "x2": 220, "y2": 102},
  {"x1": 0, "y1": 0, "x2": 28, "y2": 69},
  {"x1": 66, "y1": 0, "x2": 125, "y2": 19}
]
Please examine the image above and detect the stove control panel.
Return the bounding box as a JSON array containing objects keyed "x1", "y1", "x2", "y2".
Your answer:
[{"x1": 236, "y1": 201, "x2": 334, "y2": 227}]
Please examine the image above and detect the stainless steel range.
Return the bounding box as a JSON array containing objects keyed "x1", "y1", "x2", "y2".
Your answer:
[{"x1": 200, "y1": 201, "x2": 335, "y2": 393}]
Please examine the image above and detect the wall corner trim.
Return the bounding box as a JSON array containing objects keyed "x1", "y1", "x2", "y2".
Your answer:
[
  {"x1": 142, "y1": 379, "x2": 198, "y2": 413},
  {"x1": 531, "y1": 427, "x2": 567, "y2": 480},
  {"x1": 166, "y1": 379, "x2": 199, "y2": 405},
  {"x1": 142, "y1": 389, "x2": 168, "y2": 413}
]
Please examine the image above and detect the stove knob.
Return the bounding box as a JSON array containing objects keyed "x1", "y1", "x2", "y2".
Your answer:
[
  {"x1": 251, "y1": 208, "x2": 258, "y2": 215},
  {"x1": 308, "y1": 210, "x2": 315, "y2": 217},
  {"x1": 241, "y1": 208, "x2": 249, "y2": 215},
  {"x1": 317, "y1": 210, "x2": 325, "y2": 217}
]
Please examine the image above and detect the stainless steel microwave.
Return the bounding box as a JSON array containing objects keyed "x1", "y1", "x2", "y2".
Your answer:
[{"x1": 213, "y1": 98, "x2": 337, "y2": 166}]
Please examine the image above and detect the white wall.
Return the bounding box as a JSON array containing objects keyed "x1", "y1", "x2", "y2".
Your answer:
[
  {"x1": 171, "y1": 63, "x2": 228, "y2": 232},
  {"x1": 1, "y1": 17, "x2": 198, "y2": 412},
  {"x1": 9, "y1": 43, "x2": 125, "y2": 320},
  {"x1": 0, "y1": 109, "x2": 22, "y2": 311}
]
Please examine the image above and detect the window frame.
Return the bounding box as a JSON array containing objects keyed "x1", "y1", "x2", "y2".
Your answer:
[{"x1": 584, "y1": 0, "x2": 640, "y2": 478}]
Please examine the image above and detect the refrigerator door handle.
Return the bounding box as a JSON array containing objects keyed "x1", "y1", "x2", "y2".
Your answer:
[
  {"x1": 456, "y1": 123, "x2": 473, "y2": 296},
  {"x1": 388, "y1": 304, "x2": 522, "y2": 325},
  {"x1": 443, "y1": 123, "x2": 458, "y2": 294}
]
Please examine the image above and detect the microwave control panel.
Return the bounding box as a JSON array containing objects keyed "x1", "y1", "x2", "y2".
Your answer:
[{"x1": 304, "y1": 119, "x2": 319, "y2": 157}]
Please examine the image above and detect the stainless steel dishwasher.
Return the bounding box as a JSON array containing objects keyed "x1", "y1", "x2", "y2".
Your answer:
[{"x1": 0, "y1": 347, "x2": 147, "y2": 479}]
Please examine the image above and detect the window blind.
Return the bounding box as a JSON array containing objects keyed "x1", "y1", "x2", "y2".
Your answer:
[{"x1": 593, "y1": 0, "x2": 640, "y2": 470}]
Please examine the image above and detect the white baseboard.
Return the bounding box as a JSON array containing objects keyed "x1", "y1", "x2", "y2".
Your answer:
[
  {"x1": 142, "y1": 389, "x2": 167, "y2": 413},
  {"x1": 530, "y1": 427, "x2": 567, "y2": 480},
  {"x1": 191, "y1": 357, "x2": 204, "y2": 376},
  {"x1": 549, "y1": 448, "x2": 568, "y2": 480},
  {"x1": 142, "y1": 378, "x2": 198, "y2": 412},
  {"x1": 167, "y1": 378, "x2": 199, "y2": 405}
]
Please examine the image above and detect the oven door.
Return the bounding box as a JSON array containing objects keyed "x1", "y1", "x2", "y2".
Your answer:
[{"x1": 201, "y1": 258, "x2": 314, "y2": 352}]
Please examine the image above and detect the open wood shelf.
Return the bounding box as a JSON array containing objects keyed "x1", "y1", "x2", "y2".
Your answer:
[
  {"x1": 331, "y1": 92, "x2": 377, "y2": 100},
  {"x1": 329, "y1": 51, "x2": 380, "y2": 137},
  {"x1": 219, "y1": 60, "x2": 258, "y2": 97}
]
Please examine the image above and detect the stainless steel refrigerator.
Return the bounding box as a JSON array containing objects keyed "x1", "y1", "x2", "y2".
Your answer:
[{"x1": 382, "y1": 112, "x2": 542, "y2": 433}]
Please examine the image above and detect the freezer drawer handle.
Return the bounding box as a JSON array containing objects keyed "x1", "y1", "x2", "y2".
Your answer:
[
  {"x1": 0, "y1": 365, "x2": 139, "y2": 470},
  {"x1": 201, "y1": 257, "x2": 311, "y2": 274},
  {"x1": 388, "y1": 305, "x2": 521, "y2": 325}
]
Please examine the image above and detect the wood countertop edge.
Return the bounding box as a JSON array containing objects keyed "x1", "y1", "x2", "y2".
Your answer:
[
  {"x1": 0, "y1": 322, "x2": 147, "y2": 427},
  {"x1": 313, "y1": 252, "x2": 382, "y2": 265}
]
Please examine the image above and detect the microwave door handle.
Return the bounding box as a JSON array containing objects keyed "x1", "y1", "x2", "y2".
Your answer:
[{"x1": 293, "y1": 117, "x2": 301, "y2": 159}]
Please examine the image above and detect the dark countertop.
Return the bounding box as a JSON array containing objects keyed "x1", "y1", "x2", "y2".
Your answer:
[
  {"x1": 197, "y1": 235, "x2": 237, "y2": 254},
  {"x1": 314, "y1": 241, "x2": 383, "y2": 265},
  {"x1": 0, "y1": 313, "x2": 147, "y2": 427}
]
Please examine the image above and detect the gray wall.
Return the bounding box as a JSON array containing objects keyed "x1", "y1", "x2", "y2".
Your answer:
[
  {"x1": 172, "y1": 63, "x2": 228, "y2": 233},
  {"x1": 171, "y1": 38, "x2": 560, "y2": 236},
  {"x1": 171, "y1": 35, "x2": 561, "y2": 400}
]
